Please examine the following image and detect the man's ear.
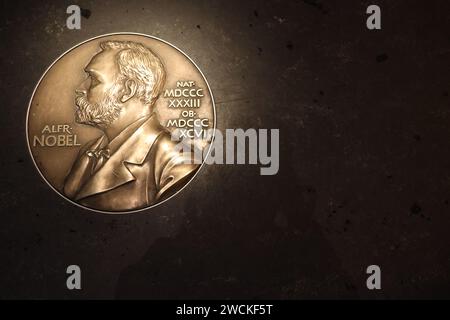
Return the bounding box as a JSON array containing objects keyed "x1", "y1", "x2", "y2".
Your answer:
[{"x1": 120, "y1": 79, "x2": 137, "y2": 103}]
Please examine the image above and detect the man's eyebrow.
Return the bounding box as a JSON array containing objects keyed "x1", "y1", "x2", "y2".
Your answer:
[{"x1": 84, "y1": 68, "x2": 100, "y2": 77}]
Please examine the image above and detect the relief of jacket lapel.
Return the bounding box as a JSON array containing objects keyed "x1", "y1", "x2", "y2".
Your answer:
[
  {"x1": 63, "y1": 135, "x2": 107, "y2": 199},
  {"x1": 75, "y1": 115, "x2": 163, "y2": 201}
]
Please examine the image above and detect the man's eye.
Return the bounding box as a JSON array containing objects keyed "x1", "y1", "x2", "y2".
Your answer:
[{"x1": 90, "y1": 77, "x2": 100, "y2": 87}]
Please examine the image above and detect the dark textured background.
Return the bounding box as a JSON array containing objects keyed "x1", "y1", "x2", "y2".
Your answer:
[{"x1": 1, "y1": 0, "x2": 449, "y2": 299}]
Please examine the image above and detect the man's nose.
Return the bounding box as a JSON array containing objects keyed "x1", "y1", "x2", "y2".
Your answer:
[
  {"x1": 75, "y1": 79, "x2": 88, "y2": 96},
  {"x1": 75, "y1": 88, "x2": 86, "y2": 96}
]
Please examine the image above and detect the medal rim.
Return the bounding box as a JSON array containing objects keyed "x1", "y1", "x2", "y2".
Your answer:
[{"x1": 25, "y1": 32, "x2": 217, "y2": 215}]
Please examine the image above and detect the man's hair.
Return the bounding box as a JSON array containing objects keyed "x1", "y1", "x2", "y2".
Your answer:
[{"x1": 100, "y1": 40, "x2": 166, "y2": 105}]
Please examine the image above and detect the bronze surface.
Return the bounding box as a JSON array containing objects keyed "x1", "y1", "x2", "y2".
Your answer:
[{"x1": 27, "y1": 33, "x2": 216, "y2": 213}]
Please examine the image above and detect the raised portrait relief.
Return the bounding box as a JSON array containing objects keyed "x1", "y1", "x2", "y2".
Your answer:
[
  {"x1": 27, "y1": 33, "x2": 215, "y2": 214},
  {"x1": 62, "y1": 41, "x2": 199, "y2": 211}
]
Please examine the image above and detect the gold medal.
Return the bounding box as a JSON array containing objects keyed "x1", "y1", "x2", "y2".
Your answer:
[{"x1": 27, "y1": 33, "x2": 216, "y2": 213}]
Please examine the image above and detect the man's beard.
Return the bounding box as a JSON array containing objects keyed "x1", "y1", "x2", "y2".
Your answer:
[{"x1": 75, "y1": 84, "x2": 123, "y2": 128}]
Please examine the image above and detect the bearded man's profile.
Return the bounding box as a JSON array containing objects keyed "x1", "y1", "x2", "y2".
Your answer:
[{"x1": 63, "y1": 40, "x2": 198, "y2": 211}]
